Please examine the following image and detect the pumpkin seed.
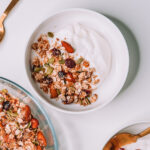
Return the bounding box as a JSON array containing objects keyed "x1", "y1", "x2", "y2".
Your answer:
[
  {"x1": 48, "y1": 57, "x2": 55, "y2": 64},
  {"x1": 46, "y1": 66, "x2": 54, "y2": 75},
  {"x1": 59, "y1": 58, "x2": 65, "y2": 64},
  {"x1": 56, "y1": 89, "x2": 61, "y2": 95},
  {"x1": 48, "y1": 32, "x2": 54, "y2": 38},
  {"x1": 76, "y1": 57, "x2": 84, "y2": 64}
]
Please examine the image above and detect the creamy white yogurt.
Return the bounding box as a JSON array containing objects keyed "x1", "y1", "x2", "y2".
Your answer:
[
  {"x1": 123, "y1": 134, "x2": 150, "y2": 150},
  {"x1": 52, "y1": 23, "x2": 112, "y2": 83}
]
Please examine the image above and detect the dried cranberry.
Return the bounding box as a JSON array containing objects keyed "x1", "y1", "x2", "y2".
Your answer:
[
  {"x1": 52, "y1": 48, "x2": 61, "y2": 56},
  {"x1": 58, "y1": 71, "x2": 66, "y2": 78},
  {"x1": 3, "y1": 101, "x2": 10, "y2": 110},
  {"x1": 44, "y1": 76, "x2": 53, "y2": 84},
  {"x1": 65, "y1": 58, "x2": 76, "y2": 68},
  {"x1": 66, "y1": 72, "x2": 75, "y2": 83},
  {"x1": 83, "y1": 89, "x2": 91, "y2": 96}
]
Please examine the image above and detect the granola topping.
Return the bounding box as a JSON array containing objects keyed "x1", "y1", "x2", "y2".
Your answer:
[{"x1": 31, "y1": 33, "x2": 100, "y2": 106}]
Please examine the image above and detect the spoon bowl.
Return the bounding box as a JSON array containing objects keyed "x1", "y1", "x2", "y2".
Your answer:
[
  {"x1": 103, "y1": 127, "x2": 150, "y2": 150},
  {"x1": 103, "y1": 132, "x2": 139, "y2": 150}
]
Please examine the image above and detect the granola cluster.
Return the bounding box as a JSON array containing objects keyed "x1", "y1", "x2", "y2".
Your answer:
[
  {"x1": 0, "y1": 89, "x2": 47, "y2": 150},
  {"x1": 31, "y1": 33, "x2": 100, "y2": 106}
]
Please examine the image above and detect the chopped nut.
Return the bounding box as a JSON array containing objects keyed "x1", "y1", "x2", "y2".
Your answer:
[
  {"x1": 90, "y1": 94, "x2": 98, "y2": 103},
  {"x1": 40, "y1": 83, "x2": 48, "y2": 93},
  {"x1": 93, "y1": 79, "x2": 100, "y2": 84},
  {"x1": 83, "y1": 60, "x2": 89, "y2": 67},
  {"x1": 31, "y1": 42, "x2": 38, "y2": 50},
  {"x1": 32, "y1": 57, "x2": 40, "y2": 67}
]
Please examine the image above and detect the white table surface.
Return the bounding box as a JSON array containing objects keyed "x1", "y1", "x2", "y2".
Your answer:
[{"x1": 0, "y1": 0, "x2": 150, "y2": 149}]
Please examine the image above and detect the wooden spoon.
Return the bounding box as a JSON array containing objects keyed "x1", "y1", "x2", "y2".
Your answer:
[
  {"x1": 0, "y1": 0, "x2": 19, "y2": 42},
  {"x1": 103, "y1": 127, "x2": 150, "y2": 150}
]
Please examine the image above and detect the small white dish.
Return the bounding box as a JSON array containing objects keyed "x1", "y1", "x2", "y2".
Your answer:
[{"x1": 25, "y1": 8, "x2": 129, "y2": 114}]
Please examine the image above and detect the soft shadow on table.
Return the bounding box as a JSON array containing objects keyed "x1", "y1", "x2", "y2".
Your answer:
[{"x1": 105, "y1": 15, "x2": 140, "y2": 93}]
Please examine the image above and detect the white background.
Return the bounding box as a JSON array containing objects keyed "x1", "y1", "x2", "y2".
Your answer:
[{"x1": 0, "y1": 0, "x2": 150, "y2": 150}]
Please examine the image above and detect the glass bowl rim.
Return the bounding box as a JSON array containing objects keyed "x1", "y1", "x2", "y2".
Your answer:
[{"x1": 0, "y1": 76, "x2": 58, "y2": 150}]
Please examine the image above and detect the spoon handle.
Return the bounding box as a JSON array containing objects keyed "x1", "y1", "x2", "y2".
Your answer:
[
  {"x1": 138, "y1": 127, "x2": 150, "y2": 137},
  {"x1": 0, "y1": 0, "x2": 19, "y2": 22}
]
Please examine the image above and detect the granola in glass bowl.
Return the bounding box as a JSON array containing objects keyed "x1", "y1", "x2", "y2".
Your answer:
[{"x1": 0, "y1": 89, "x2": 47, "y2": 150}]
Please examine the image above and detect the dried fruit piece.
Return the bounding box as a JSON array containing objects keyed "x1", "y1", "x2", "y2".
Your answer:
[
  {"x1": 4, "y1": 134, "x2": 9, "y2": 143},
  {"x1": 37, "y1": 145, "x2": 42, "y2": 150},
  {"x1": 66, "y1": 72, "x2": 75, "y2": 83},
  {"x1": 48, "y1": 32, "x2": 54, "y2": 38},
  {"x1": 82, "y1": 89, "x2": 91, "y2": 97},
  {"x1": 52, "y1": 48, "x2": 61, "y2": 56},
  {"x1": 61, "y1": 41, "x2": 74, "y2": 53},
  {"x1": 50, "y1": 84, "x2": 58, "y2": 98},
  {"x1": 65, "y1": 58, "x2": 76, "y2": 68},
  {"x1": 22, "y1": 105, "x2": 31, "y2": 122},
  {"x1": 31, "y1": 118, "x2": 39, "y2": 129},
  {"x1": 0, "y1": 122, "x2": 3, "y2": 128},
  {"x1": 83, "y1": 60, "x2": 89, "y2": 67},
  {"x1": 37, "y1": 131, "x2": 47, "y2": 146}
]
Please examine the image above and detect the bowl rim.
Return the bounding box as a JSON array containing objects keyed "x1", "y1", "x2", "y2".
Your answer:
[
  {"x1": 0, "y1": 76, "x2": 58, "y2": 150},
  {"x1": 24, "y1": 8, "x2": 129, "y2": 114}
]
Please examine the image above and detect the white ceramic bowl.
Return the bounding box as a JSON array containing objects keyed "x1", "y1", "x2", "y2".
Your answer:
[{"x1": 25, "y1": 8, "x2": 129, "y2": 114}]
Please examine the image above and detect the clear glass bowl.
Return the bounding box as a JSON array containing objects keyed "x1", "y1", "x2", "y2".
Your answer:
[{"x1": 0, "y1": 77, "x2": 58, "y2": 150}]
